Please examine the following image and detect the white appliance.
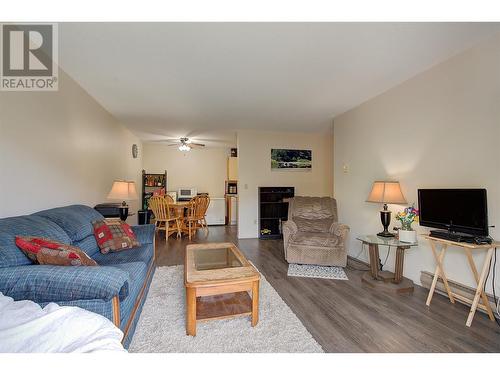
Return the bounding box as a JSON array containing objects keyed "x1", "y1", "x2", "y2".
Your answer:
[
  {"x1": 206, "y1": 198, "x2": 225, "y2": 225},
  {"x1": 177, "y1": 187, "x2": 197, "y2": 201},
  {"x1": 229, "y1": 196, "x2": 238, "y2": 225}
]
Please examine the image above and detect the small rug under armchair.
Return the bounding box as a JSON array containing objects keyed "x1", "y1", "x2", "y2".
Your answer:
[{"x1": 287, "y1": 263, "x2": 348, "y2": 280}]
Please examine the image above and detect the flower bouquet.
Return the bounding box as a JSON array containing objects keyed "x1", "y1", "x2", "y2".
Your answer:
[{"x1": 396, "y1": 205, "x2": 419, "y2": 243}]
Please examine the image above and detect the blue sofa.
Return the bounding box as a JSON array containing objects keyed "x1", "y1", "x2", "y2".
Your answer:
[{"x1": 0, "y1": 205, "x2": 156, "y2": 349}]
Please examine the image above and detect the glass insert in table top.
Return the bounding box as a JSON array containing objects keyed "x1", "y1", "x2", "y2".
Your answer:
[
  {"x1": 356, "y1": 234, "x2": 418, "y2": 247},
  {"x1": 193, "y1": 246, "x2": 243, "y2": 271}
]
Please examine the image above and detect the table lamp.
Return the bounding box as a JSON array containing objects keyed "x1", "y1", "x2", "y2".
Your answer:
[
  {"x1": 107, "y1": 180, "x2": 138, "y2": 221},
  {"x1": 366, "y1": 181, "x2": 407, "y2": 237}
]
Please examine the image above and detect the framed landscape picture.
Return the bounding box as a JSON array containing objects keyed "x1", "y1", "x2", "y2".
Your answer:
[{"x1": 271, "y1": 149, "x2": 312, "y2": 170}]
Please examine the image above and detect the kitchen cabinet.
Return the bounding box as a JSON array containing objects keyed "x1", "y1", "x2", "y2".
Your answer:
[{"x1": 227, "y1": 156, "x2": 238, "y2": 180}]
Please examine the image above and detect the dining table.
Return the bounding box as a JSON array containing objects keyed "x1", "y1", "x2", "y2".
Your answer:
[{"x1": 169, "y1": 201, "x2": 193, "y2": 236}]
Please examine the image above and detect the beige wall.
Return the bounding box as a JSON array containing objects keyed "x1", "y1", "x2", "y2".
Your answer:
[
  {"x1": 333, "y1": 34, "x2": 500, "y2": 293},
  {"x1": 238, "y1": 129, "x2": 333, "y2": 238},
  {"x1": 0, "y1": 68, "x2": 143, "y2": 224},
  {"x1": 142, "y1": 143, "x2": 229, "y2": 198}
]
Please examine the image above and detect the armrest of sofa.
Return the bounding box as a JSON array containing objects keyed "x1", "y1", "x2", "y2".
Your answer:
[
  {"x1": 282, "y1": 220, "x2": 298, "y2": 254},
  {"x1": 329, "y1": 222, "x2": 350, "y2": 240},
  {"x1": 131, "y1": 224, "x2": 155, "y2": 244},
  {"x1": 0, "y1": 265, "x2": 129, "y2": 304},
  {"x1": 282, "y1": 219, "x2": 298, "y2": 236}
]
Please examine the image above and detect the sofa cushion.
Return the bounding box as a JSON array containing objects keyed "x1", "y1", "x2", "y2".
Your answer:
[
  {"x1": 111, "y1": 261, "x2": 147, "y2": 285},
  {"x1": 92, "y1": 219, "x2": 140, "y2": 254},
  {"x1": 291, "y1": 231, "x2": 341, "y2": 248},
  {"x1": 293, "y1": 217, "x2": 334, "y2": 233},
  {"x1": 130, "y1": 225, "x2": 155, "y2": 245},
  {"x1": 34, "y1": 205, "x2": 104, "y2": 242},
  {"x1": 92, "y1": 243, "x2": 153, "y2": 267},
  {"x1": 73, "y1": 235, "x2": 100, "y2": 258},
  {"x1": 0, "y1": 215, "x2": 71, "y2": 268},
  {"x1": 15, "y1": 236, "x2": 98, "y2": 266}
]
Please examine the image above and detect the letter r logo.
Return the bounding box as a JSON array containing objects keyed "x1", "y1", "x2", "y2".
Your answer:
[{"x1": 2, "y1": 24, "x2": 53, "y2": 76}]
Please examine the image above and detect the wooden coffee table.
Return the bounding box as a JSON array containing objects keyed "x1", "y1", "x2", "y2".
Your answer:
[{"x1": 184, "y1": 242, "x2": 260, "y2": 336}]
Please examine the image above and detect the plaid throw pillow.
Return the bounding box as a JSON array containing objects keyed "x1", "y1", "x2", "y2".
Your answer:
[
  {"x1": 92, "y1": 219, "x2": 140, "y2": 254},
  {"x1": 15, "y1": 236, "x2": 98, "y2": 266}
]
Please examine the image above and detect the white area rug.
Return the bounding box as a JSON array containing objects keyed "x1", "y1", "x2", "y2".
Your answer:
[
  {"x1": 129, "y1": 266, "x2": 323, "y2": 353},
  {"x1": 287, "y1": 263, "x2": 348, "y2": 280}
]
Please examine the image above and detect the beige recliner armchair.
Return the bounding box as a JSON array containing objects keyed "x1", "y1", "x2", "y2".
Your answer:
[{"x1": 282, "y1": 196, "x2": 349, "y2": 267}]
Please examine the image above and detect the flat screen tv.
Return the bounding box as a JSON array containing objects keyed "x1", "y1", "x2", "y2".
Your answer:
[{"x1": 417, "y1": 189, "x2": 488, "y2": 236}]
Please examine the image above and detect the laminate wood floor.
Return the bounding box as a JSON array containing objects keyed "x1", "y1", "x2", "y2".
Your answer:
[{"x1": 154, "y1": 225, "x2": 500, "y2": 352}]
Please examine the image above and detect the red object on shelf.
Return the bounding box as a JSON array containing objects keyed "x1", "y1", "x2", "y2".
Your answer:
[{"x1": 153, "y1": 187, "x2": 165, "y2": 196}]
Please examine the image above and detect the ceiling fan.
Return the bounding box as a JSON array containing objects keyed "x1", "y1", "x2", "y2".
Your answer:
[
  {"x1": 149, "y1": 132, "x2": 235, "y2": 150},
  {"x1": 165, "y1": 137, "x2": 205, "y2": 152}
]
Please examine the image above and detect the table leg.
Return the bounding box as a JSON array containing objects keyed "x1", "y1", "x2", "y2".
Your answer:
[
  {"x1": 393, "y1": 247, "x2": 405, "y2": 284},
  {"x1": 186, "y1": 287, "x2": 197, "y2": 336},
  {"x1": 251, "y1": 280, "x2": 260, "y2": 327},
  {"x1": 466, "y1": 248, "x2": 495, "y2": 327},
  {"x1": 464, "y1": 248, "x2": 495, "y2": 321},
  {"x1": 428, "y1": 242, "x2": 455, "y2": 305},
  {"x1": 368, "y1": 244, "x2": 380, "y2": 280},
  {"x1": 426, "y1": 242, "x2": 454, "y2": 305},
  {"x1": 173, "y1": 206, "x2": 188, "y2": 236}
]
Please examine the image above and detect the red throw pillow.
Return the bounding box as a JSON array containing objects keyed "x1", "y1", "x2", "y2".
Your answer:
[
  {"x1": 92, "y1": 219, "x2": 140, "y2": 254},
  {"x1": 15, "y1": 236, "x2": 98, "y2": 266}
]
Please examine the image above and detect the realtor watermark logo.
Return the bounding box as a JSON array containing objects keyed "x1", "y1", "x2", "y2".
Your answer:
[{"x1": 1, "y1": 23, "x2": 58, "y2": 91}]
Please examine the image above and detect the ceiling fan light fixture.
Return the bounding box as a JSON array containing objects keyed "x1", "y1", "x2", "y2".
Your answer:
[{"x1": 179, "y1": 144, "x2": 191, "y2": 152}]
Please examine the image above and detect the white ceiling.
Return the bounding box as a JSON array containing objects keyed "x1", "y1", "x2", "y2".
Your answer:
[{"x1": 58, "y1": 23, "x2": 500, "y2": 146}]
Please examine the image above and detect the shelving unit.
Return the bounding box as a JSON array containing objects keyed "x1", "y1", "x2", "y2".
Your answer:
[
  {"x1": 141, "y1": 170, "x2": 167, "y2": 210},
  {"x1": 258, "y1": 186, "x2": 294, "y2": 239}
]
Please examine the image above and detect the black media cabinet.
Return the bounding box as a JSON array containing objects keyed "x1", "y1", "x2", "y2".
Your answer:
[{"x1": 258, "y1": 186, "x2": 294, "y2": 239}]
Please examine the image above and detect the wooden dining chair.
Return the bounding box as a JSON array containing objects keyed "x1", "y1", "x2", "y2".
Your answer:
[
  {"x1": 184, "y1": 195, "x2": 210, "y2": 240},
  {"x1": 195, "y1": 194, "x2": 210, "y2": 234},
  {"x1": 148, "y1": 196, "x2": 181, "y2": 240}
]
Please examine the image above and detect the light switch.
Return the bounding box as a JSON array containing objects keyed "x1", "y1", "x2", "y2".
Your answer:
[
  {"x1": 244, "y1": 183, "x2": 248, "y2": 189},
  {"x1": 343, "y1": 164, "x2": 349, "y2": 174}
]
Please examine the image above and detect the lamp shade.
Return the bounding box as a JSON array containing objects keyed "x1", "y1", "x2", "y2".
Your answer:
[
  {"x1": 107, "y1": 180, "x2": 138, "y2": 201},
  {"x1": 366, "y1": 181, "x2": 407, "y2": 204}
]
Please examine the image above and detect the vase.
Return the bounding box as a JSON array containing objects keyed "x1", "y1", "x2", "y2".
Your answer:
[{"x1": 399, "y1": 229, "x2": 417, "y2": 243}]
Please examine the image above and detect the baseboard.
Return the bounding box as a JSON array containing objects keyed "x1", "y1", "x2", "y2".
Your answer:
[
  {"x1": 420, "y1": 271, "x2": 499, "y2": 318},
  {"x1": 349, "y1": 256, "x2": 499, "y2": 318}
]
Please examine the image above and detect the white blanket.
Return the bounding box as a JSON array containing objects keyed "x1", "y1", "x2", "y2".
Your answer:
[{"x1": 0, "y1": 292, "x2": 126, "y2": 353}]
